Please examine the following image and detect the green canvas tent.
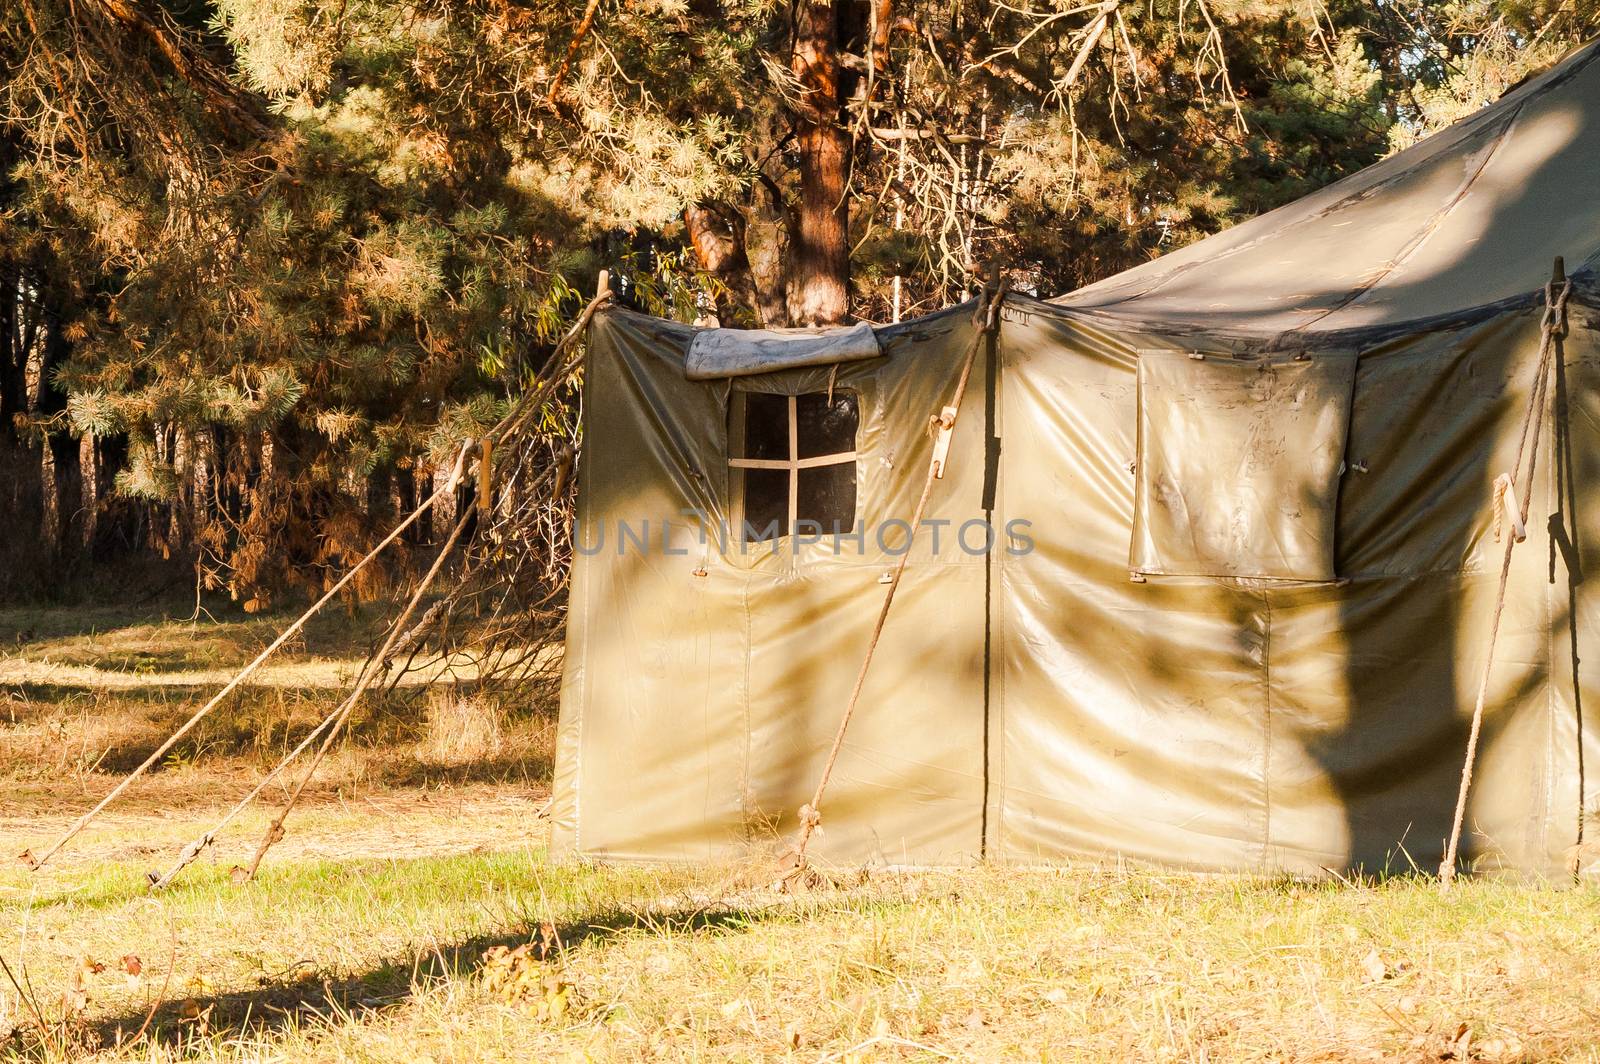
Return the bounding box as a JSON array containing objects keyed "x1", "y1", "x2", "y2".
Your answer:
[{"x1": 550, "y1": 40, "x2": 1600, "y2": 876}]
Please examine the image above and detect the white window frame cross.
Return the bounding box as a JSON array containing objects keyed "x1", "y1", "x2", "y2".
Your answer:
[{"x1": 729, "y1": 392, "x2": 857, "y2": 538}]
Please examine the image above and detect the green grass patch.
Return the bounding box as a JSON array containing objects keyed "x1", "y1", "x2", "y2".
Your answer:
[{"x1": 6, "y1": 852, "x2": 1600, "y2": 1061}]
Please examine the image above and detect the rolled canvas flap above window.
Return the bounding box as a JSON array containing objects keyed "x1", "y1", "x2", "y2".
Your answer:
[
  {"x1": 684, "y1": 321, "x2": 882, "y2": 380},
  {"x1": 1131, "y1": 348, "x2": 1358, "y2": 582}
]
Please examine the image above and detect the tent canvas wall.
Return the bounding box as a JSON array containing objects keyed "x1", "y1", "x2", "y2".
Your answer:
[{"x1": 550, "y1": 40, "x2": 1600, "y2": 876}]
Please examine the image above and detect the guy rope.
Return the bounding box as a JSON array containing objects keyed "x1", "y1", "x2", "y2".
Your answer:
[
  {"x1": 1440, "y1": 258, "x2": 1571, "y2": 890},
  {"x1": 782, "y1": 277, "x2": 1008, "y2": 884},
  {"x1": 21, "y1": 275, "x2": 612, "y2": 882}
]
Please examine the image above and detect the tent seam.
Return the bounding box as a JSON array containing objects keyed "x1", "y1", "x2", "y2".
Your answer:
[
  {"x1": 1287, "y1": 101, "x2": 1529, "y2": 339},
  {"x1": 1261, "y1": 591, "x2": 1273, "y2": 868}
]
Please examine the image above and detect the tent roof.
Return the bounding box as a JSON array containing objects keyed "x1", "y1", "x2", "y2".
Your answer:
[{"x1": 1048, "y1": 40, "x2": 1600, "y2": 340}]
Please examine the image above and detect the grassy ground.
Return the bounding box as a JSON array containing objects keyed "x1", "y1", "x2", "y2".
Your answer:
[{"x1": 5, "y1": 604, "x2": 1600, "y2": 1061}]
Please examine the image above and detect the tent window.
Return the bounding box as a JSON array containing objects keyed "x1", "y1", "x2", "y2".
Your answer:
[{"x1": 730, "y1": 391, "x2": 858, "y2": 541}]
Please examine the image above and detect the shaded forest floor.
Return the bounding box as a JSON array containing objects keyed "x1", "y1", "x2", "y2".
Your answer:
[{"x1": 5, "y1": 605, "x2": 1600, "y2": 1062}]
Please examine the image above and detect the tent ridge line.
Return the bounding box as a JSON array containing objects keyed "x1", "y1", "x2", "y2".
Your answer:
[
  {"x1": 1285, "y1": 96, "x2": 1531, "y2": 340},
  {"x1": 1006, "y1": 271, "x2": 1595, "y2": 354},
  {"x1": 1057, "y1": 39, "x2": 1600, "y2": 319}
]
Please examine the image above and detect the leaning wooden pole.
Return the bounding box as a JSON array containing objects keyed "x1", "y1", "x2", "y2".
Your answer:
[
  {"x1": 25, "y1": 273, "x2": 612, "y2": 875},
  {"x1": 1440, "y1": 258, "x2": 1570, "y2": 891},
  {"x1": 147, "y1": 470, "x2": 478, "y2": 890},
  {"x1": 234, "y1": 507, "x2": 475, "y2": 886},
  {"x1": 20, "y1": 441, "x2": 472, "y2": 873},
  {"x1": 784, "y1": 280, "x2": 1006, "y2": 881}
]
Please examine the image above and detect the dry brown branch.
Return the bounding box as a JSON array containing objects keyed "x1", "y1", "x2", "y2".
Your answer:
[{"x1": 546, "y1": 0, "x2": 602, "y2": 105}]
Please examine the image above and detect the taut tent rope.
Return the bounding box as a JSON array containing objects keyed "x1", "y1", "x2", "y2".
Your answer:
[
  {"x1": 1440, "y1": 260, "x2": 1571, "y2": 890},
  {"x1": 783, "y1": 281, "x2": 1007, "y2": 883}
]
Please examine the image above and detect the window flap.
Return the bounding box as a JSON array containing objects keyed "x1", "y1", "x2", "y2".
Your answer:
[
  {"x1": 1132, "y1": 350, "x2": 1357, "y2": 582},
  {"x1": 686, "y1": 322, "x2": 881, "y2": 381}
]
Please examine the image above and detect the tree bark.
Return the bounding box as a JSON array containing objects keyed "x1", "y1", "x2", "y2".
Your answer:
[
  {"x1": 79, "y1": 433, "x2": 98, "y2": 548},
  {"x1": 432, "y1": 458, "x2": 458, "y2": 544},
  {"x1": 786, "y1": 0, "x2": 850, "y2": 326},
  {"x1": 684, "y1": 202, "x2": 768, "y2": 327},
  {"x1": 40, "y1": 439, "x2": 60, "y2": 554}
]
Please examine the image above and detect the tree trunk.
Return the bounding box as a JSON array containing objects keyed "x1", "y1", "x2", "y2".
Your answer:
[
  {"x1": 22, "y1": 314, "x2": 58, "y2": 553},
  {"x1": 685, "y1": 202, "x2": 768, "y2": 327},
  {"x1": 432, "y1": 458, "x2": 458, "y2": 543},
  {"x1": 79, "y1": 433, "x2": 98, "y2": 548},
  {"x1": 192, "y1": 426, "x2": 215, "y2": 513},
  {"x1": 786, "y1": 0, "x2": 850, "y2": 326},
  {"x1": 39, "y1": 439, "x2": 59, "y2": 554},
  {"x1": 169, "y1": 425, "x2": 190, "y2": 549}
]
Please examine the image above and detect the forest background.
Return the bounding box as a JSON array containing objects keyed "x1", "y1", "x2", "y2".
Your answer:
[{"x1": 2, "y1": 0, "x2": 1593, "y2": 606}]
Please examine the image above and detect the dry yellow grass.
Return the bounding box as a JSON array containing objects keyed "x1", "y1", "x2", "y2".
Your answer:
[
  {"x1": 7, "y1": 840, "x2": 1600, "y2": 1062},
  {"x1": 5, "y1": 605, "x2": 1600, "y2": 1062}
]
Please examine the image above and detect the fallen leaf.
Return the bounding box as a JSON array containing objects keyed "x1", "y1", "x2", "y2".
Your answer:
[
  {"x1": 179, "y1": 997, "x2": 213, "y2": 1034},
  {"x1": 1397, "y1": 994, "x2": 1418, "y2": 1015},
  {"x1": 1360, "y1": 947, "x2": 1387, "y2": 983}
]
